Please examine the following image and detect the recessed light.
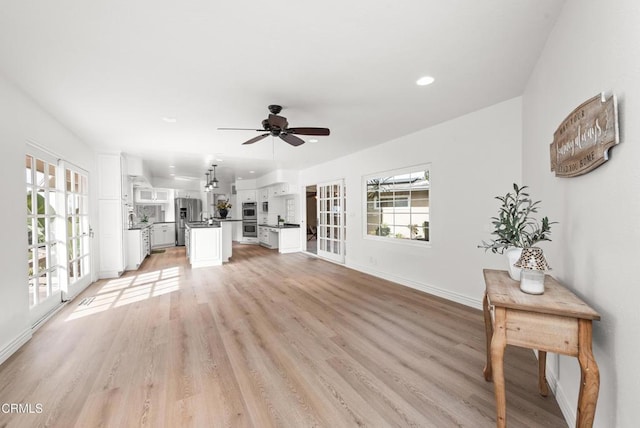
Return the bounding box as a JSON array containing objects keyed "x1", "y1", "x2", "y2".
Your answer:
[
  {"x1": 162, "y1": 117, "x2": 177, "y2": 123},
  {"x1": 309, "y1": 138, "x2": 318, "y2": 143},
  {"x1": 215, "y1": 158, "x2": 223, "y2": 162},
  {"x1": 416, "y1": 76, "x2": 435, "y2": 86},
  {"x1": 169, "y1": 165, "x2": 175, "y2": 168},
  {"x1": 170, "y1": 173, "x2": 175, "y2": 176},
  {"x1": 249, "y1": 171, "x2": 255, "y2": 174}
]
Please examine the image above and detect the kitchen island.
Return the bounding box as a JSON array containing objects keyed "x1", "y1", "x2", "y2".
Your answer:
[{"x1": 185, "y1": 220, "x2": 234, "y2": 267}]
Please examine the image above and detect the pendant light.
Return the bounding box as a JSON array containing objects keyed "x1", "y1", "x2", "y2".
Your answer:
[
  {"x1": 206, "y1": 168, "x2": 213, "y2": 190},
  {"x1": 204, "y1": 172, "x2": 210, "y2": 192},
  {"x1": 210, "y1": 164, "x2": 219, "y2": 189}
]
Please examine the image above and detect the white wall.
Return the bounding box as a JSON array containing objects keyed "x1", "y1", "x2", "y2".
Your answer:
[
  {"x1": 522, "y1": 1, "x2": 640, "y2": 426},
  {"x1": 300, "y1": 97, "x2": 522, "y2": 307},
  {"x1": 0, "y1": 73, "x2": 96, "y2": 363}
]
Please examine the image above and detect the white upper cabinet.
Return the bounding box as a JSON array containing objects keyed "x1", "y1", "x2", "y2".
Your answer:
[
  {"x1": 136, "y1": 188, "x2": 170, "y2": 204},
  {"x1": 270, "y1": 183, "x2": 295, "y2": 197},
  {"x1": 237, "y1": 189, "x2": 256, "y2": 203},
  {"x1": 154, "y1": 189, "x2": 170, "y2": 202},
  {"x1": 259, "y1": 188, "x2": 269, "y2": 201},
  {"x1": 97, "y1": 154, "x2": 122, "y2": 199}
]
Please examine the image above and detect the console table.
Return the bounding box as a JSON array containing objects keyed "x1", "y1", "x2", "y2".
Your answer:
[{"x1": 482, "y1": 269, "x2": 600, "y2": 427}]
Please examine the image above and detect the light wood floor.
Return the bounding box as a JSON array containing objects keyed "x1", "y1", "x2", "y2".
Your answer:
[{"x1": 0, "y1": 245, "x2": 567, "y2": 427}]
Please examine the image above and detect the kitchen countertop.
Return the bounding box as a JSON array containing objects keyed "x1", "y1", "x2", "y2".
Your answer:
[
  {"x1": 128, "y1": 221, "x2": 175, "y2": 230},
  {"x1": 186, "y1": 222, "x2": 221, "y2": 229},
  {"x1": 128, "y1": 223, "x2": 152, "y2": 230},
  {"x1": 258, "y1": 224, "x2": 300, "y2": 229}
]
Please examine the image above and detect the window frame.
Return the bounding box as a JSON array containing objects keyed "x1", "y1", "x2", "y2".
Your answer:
[{"x1": 363, "y1": 163, "x2": 431, "y2": 246}]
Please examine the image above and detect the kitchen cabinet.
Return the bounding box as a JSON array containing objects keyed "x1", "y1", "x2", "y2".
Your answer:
[
  {"x1": 259, "y1": 188, "x2": 269, "y2": 201},
  {"x1": 237, "y1": 189, "x2": 256, "y2": 203},
  {"x1": 258, "y1": 226, "x2": 301, "y2": 253},
  {"x1": 269, "y1": 183, "x2": 297, "y2": 197},
  {"x1": 126, "y1": 225, "x2": 151, "y2": 270},
  {"x1": 136, "y1": 188, "x2": 170, "y2": 204},
  {"x1": 186, "y1": 224, "x2": 222, "y2": 268},
  {"x1": 258, "y1": 226, "x2": 273, "y2": 248},
  {"x1": 278, "y1": 227, "x2": 300, "y2": 253},
  {"x1": 97, "y1": 153, "x2": 125, "y2": 278},
  {"x1": 152, "y1": 223, "x2": 176, "y2": 248}
]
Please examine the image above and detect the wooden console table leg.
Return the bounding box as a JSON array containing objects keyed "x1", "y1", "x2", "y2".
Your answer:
[
  {"x1": 483, "y1": 292, "x2": 493, "y2": 381},
  {"x1": 491, "y1": 307, "x2": 507, "y2": 428},
  {"x1": 576, "y1": 319, "x2": 599, "y2": 427},
  {"x1": 538, "y1": 351, "x2": 549, "y2": 397}
]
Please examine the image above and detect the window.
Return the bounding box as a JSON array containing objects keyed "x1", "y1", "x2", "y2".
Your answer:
[
  {"x1": 285, "y1": 198, "x2": 295, "y2": 223},
  {"x1": 365, "y1": 165, "x2": 430, "y2": 243}
]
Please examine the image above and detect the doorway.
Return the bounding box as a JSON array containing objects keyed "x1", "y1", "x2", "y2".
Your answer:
[{"x1": 305, "y1": 185, "x2": 317, "y2": 254}]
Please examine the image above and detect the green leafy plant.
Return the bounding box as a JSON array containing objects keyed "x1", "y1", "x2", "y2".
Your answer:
[
  {"x1": 375, "y1": 223, "x2": 390, "y2": 236},
  {"x1": 478, "y1": 183, "x2": 556, "y2": 254},
  {"x1": 216, "y1": 200, "x2": 232, "y2": 210},
  {"x1": 408, "y1": 223, "x2": 419, "y2": 239}
]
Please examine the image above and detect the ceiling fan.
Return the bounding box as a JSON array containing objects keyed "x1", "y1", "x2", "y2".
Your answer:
[{"x1": 218, "y1": 105, "x2": 330, "y2": 146}]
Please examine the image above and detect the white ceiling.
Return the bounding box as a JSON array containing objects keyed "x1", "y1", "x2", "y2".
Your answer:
[{"x1": 0, "y1": 0, "x2": 564, "y2": 187}]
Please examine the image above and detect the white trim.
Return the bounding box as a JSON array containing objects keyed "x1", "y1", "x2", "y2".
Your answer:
[
  {"x1": 0, "y1": 329, "x2": 32, "y2": 366},
  {"x1": 547, "y1": 359, "x2": 575, "y2": 427},
  {"x1": 32, "y1": 301, "x2": 68, "y2": 331},
  {"x1": 347, "y1": 261, "x2": 482, "y2": 310},
  {"x1": 98, "y1": 270, "x2": 123, "y2": 279}
]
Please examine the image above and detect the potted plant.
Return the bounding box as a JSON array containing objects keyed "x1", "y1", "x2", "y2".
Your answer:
[
  {"x1": 478, "y1": 183, "x2": 556, "y2": 280},
  {"x1": 216, "y1": 200, "x2": 232, "y2": 219}
]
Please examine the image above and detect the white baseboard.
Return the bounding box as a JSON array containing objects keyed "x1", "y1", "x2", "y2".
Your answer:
[
  {"x1": 0, "y1": 329, "x2": 32, "y2": 366},
  {"x1": 98, "y1": 270, "x2": 123, "y2": 279},
  {"x1": 548, "y1": 365, "x2": 576, "y2": 427},
  {"x1": 347, "y1": 262, "x2": 483, "y2": 310}
]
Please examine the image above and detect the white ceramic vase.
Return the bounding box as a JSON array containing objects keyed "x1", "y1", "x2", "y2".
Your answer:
[{"x1": 505, "y1": 247, "x2": 523, "y2": 281}]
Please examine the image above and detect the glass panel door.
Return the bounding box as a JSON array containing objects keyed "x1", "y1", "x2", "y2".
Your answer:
[
  {"x1": 316, "y1": 179, "x2": 345, "y2": 263},
  {"x1": 26, "y1": 153, "x2": 62, "y2": 324},
  {"x1": 64, "y1": 164, "x2": 92, "y2": 299}
]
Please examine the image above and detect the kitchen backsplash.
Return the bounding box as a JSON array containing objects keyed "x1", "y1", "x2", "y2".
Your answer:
[{"x1": 135, "y1": 205, "x2": 165, "y2": 222}]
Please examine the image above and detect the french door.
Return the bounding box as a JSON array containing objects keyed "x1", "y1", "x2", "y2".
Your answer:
[
  {"x1": 26, "y1": 147, "x2": 92, "y2": 325},
  {"x1": 64, "y1": 164, "x2": 92, "y2": 299},
  {"x1": 316, "y1": 180, "x2": 346, "y2": 263},
  {"x1": 26, "y1": 152, "x2": 63, "y2": 324}
]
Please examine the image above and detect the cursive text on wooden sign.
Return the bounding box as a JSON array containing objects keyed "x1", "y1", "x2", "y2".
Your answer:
[{"x1": 550, "y1": 92, "x2": 619, "y2": 178}]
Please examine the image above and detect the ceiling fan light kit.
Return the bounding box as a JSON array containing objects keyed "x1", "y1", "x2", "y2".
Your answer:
[{"x1": 219, "y1": 105, "x2": 330, "y2": 147}]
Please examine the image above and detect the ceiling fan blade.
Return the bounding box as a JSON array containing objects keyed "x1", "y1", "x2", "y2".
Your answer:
[
  {"x1": 218, "y1": 127, "x2": 263, "y2": 131},
  {"x1": 280, "y1": 133, "x2": 305, "y2": 147},
  {"x1": 268, "y1": 114, "x2": 288, "y2": 129},
  {"x1": 287, "y1": 127, "x2": 330, "y2": 136},
  {"x1": 242, "y1": 133, "x2": 270, "y2": 145}
]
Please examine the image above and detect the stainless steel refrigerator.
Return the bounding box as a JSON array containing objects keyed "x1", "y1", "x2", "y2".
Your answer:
[{"x1": 175, "y1": 198, "x2": 202, "y2": 245}]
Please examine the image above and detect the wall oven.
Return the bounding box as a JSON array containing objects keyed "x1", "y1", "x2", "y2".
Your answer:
[
  {"x1": 242, "y1": 202, "x2": 257, "y2": 220},
  {"x1": 242, "y1": 221, "x2": 257, "y2": 238}
]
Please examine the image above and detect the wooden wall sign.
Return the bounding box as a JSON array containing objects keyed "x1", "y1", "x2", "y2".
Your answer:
[{"x1": 550, "y1": 92, "x2": 619, "y2": 177}]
